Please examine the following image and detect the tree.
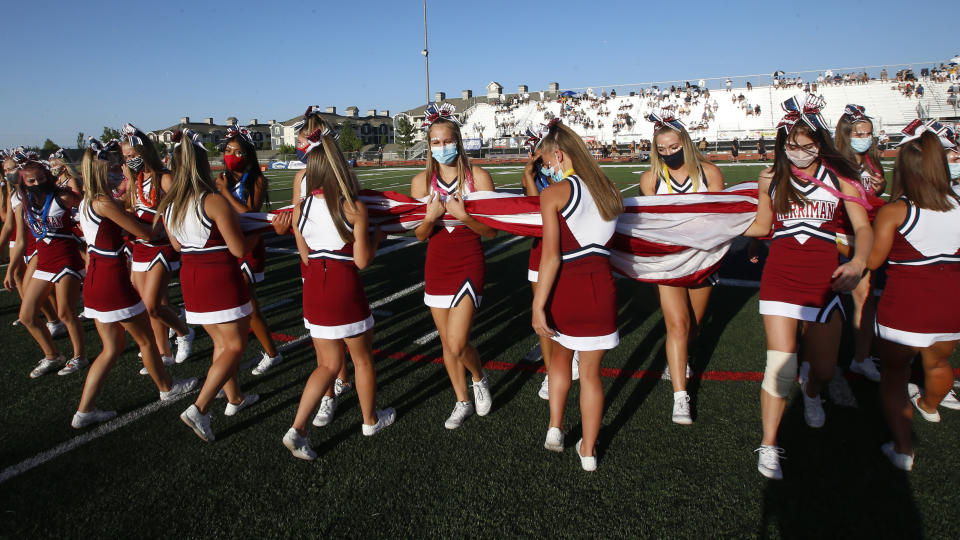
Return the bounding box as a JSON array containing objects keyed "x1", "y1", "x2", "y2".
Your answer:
[
  {"x1": 338, "y1": 121, "x2": 363, "y2": 153},
  {"x1": 42, "y1": 139, "x2": 60, "y2": 152},
  {"x1": 76, "y1": 132, "x2": 85, "y2": 149},
  {"x1": 101, "y1": 126, "x2": 122, "y2": 141},
  {"x1": 204, "y1": 142, "x2": 220, "y2": 156},
  {"x1": 277, "y1": 144, "x2": 295, "y2": 157},
  {"x1": 395, "y1": 116, "x2": 415, "y2": 149}
]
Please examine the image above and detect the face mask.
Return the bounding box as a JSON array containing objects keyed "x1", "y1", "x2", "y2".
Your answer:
[
  {"x1": 540, "y1": 155, "x2": 566, "y2": 183},
  {"x1": 661, "y1": 150, "x2": 685, "y2": 169},
  {"x1": 849, "y1": 137, "x2": 873, "y2": 153},
  {"x1": 431, "y1": 144, "x2": 458, "y2": 165},
  {"x1": 107, "y1": 170, "x2": 124, "y2": 188},
  {"x1": 223, "y1": 154, "x2": 246, "y2": 172},
  {"x1": 26, "y1": 182, "x2": 51, "y2": 196},
  {"x1": 5, "y1": 171, "x2": 17, "y2": 184},
  {"x1": 949, "y1": 162, "x2": 960, "y2": 180},
  {"x1": 785, "y1": 147, "x2": 819, "y2": 168},
  {"x1": 126, "y1": 157, "x2": 144, "y2": 172}
]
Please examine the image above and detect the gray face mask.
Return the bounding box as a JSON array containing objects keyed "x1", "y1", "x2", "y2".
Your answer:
[
  {"x1": 5, "y1": 171, "x2": 17, "y2": 184},
  {"x1": 126, "y1": 157, "x2": 144, "y2": 172}
]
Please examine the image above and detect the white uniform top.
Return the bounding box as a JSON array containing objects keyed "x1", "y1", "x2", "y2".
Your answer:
[
  {"x1": 25, "y1": 191, "x2": 76, "y2": 243},
  {"x1": 655, "y1": 166, "x2": 709, "y2": 194},
  {"x1": 429, "y1": 175, "x2": 474, "y2": 232},
  {"x1": 298, "y1": 194, "x2": 354, "y2": 261},
  {"x1": 163, "y1": 194, "x2": 227, "y2": 253},
  {"x1": 892, "y1": 196, "x2": 960, "y2": 266},
  {"x1": 10, "y1": 190, "x2": 21, "y2": 210},
  {"x1": 560, "y1": 175, "x2": 616, "y2": 261}
]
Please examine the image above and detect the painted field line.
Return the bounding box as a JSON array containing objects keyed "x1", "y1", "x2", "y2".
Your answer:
[
  {"x1": 377, "y1": 238, "x2": 420, "y2": 256},
  {"x1": 369, "y1": 282, "x2": 424, "y2": 309},
  {"x1": 414, "y1": 330, "x2": 439, "y2": 345},
  {"x1": 620, "y1": 183, "x2": 639, "y2": 193},
  {"x1": 266, "y1": 247, "x2": 298, "y2": 255},
  {"x1": 716, "y1": 278, "x2": 760, "y2": 288},
  {"x1": 483, "y1": 236, "x2": 525, "y2": 257}
]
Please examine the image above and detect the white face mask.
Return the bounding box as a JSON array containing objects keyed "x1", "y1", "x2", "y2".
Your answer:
[{"x1": 785, "y1": 147, "x2": 818, "y2": 168}]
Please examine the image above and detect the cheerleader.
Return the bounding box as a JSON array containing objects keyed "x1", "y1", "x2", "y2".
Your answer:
[
  {"x1": 833, "y1": 105, "x2": 884, "y2": 382},
  {"x1": 743, "y1": 95, "x2": 873, "y2": 480},
  {"x1": 4, "y1": 152, "x2": 87, "y2": 377},
  {"x1": 1, "y1": 155, "x2": 62, "y2": 335},
  {"x1": 47, "y1": 148, "x2": 83, "y2": 195},
  {"x1": 120, "y1": 124, "x2": 195, "y2": 366},
  {"x1": 282, "y1": 127, "x2": 394, "y2": 460},
  {"x1": 638, "y1": 112, "x2": 724, "y2": 424},
  {"x1": 158, "y1": 130, "x2": 260, "y2": 442},
  {"x1": 410, "y1": 103, "x2": 495, "y2": 429},
  {"x1": 870, "y1": 126, "x2": 960, "y2": 470},
  {"x1": 214, "y1": 125, "x2": 282, "y2": 375},
  {"x1": 532, "y1": 120, "x2": 624, "y2": 471},
  {"x1": 70, "y1": 139, "x2": 198, "y2": 428}
]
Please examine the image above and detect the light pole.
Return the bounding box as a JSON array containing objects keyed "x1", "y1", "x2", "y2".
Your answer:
[{"x1": 422, "y1": 0, "x2": 430, "y2": 106}]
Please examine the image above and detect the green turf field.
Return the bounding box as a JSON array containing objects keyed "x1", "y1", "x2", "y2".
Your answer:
[{"x1": 1, "y1": 163, "x2": 957, "y2": 538}]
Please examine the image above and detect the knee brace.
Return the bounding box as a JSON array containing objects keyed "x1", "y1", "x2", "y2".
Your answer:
[{"x1": 761, "y1": 350, "x2": 798, "y2": 398}]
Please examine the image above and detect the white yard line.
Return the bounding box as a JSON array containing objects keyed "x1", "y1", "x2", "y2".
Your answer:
[
  {"x1": 414, "y1": 329, "x2": 440, "y2": 345},
  {"x1": 483, "y1": 236, "x2": 525, "y2": 257}
]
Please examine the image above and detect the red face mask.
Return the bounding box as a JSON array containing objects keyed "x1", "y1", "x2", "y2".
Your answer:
[{"x1": 223, "y1": 154, "x2": 246, "y2": 172}]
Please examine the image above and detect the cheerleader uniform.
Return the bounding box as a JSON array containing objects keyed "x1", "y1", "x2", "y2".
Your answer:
[
  {"x1": 163, "y1": 194, "x2": 251, "y2": 324},
  {"x1": 298, "y1": 193, "x2": 373, "y2": 338},
  {"x1": 423, "y1": 175, "x2": 484, "y2": 309},
  {"x1": 131, "y1": 174, "x2": 180, "y2": 273},
  {"x1": 77, "y1": 199, "x2": 145, "y2": 322},
  {"x1": 547, "y1": 175, "x2": 619, "y2": 351},
  {"x1": 874, "y1": 196, "x2": 960, "y2": 347},
  {"x1": 654, "y1": 165, "x2": 709, "y2": 194},
  {"x1": 528, "y1": 172, "x2": 553, "y2": 283},
  {"x1": 26, "y1": 189, "x2": 84, "y2": 283},
  {"x1": 9, "y1": 191, "x2": 37, "y2": 263},
  {"x1": 229, "y1": 174, "x2": 266, "y2": 283},
  {"x1": 759, "y1": 165, "x2": 846, "y2": 322}
]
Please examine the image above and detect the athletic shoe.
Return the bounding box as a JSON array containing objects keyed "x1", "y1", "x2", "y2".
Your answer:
[
  {"x1": 940, "y1": 389, "x2": 960, "y2": 411},
  {"x1": 661, "y1": 362, "x2": 693, "y2": 381},
  {"x1": 11, "y1": 318, "x2": 21, "y2": 327},
  {"x1": 672, "y1": 392, "x2": 693, "y2": 425},
  {"x1": 907, "y1": 383, "x2": 940, "y2": 422},
  {"x1": 755, "y1": 445, "x2": 785, "y2": 480},
  {"x1": 312, "y1": 396, "x2": 337, "y2": 427},
  {"x1": 180, "y1": 404, "x2": 214, "y2": 442},
  {"x1": 46, "y1": 320, "x2": 67, "y2": 338},
  {"x1": 801, "y1": 382, "x2": 825, "y2": 428},
  {"x1": 334, "y1": 377, "x2": 352, "y2": 398},
  {"x1": 215, "y1": 388, "x2": 226, "y2": 399},
  {"x1": 538, "y1": 375, "x2": 550, "y2": 400},
  {"x1": 160, "y1": 377, "x2": 199, "y2": 401},
  {"x1": 544, "y1": 426, "x2": 565, "y2": 452},
  {"x1": 881, "y1": 441, "x2": 914, "y2": 471},
  {"x1": 575, "y1": 439, "x2": 597, "y2": 472},
  {"x1": 361, "y1": 408, "x2": 396, "y2": 436},
  {"x1": 571, "y1": 352, "x2": 580, "y2": 381},
  {"x1": 30, "y1": 355, "x2": 66, "y2": 378},
  {"x1": 251, "y1": 351, "x2": 283, "y2": 376},
  {"x1": 444, "y1": 400, "x2": 474, "y2": 430},
  {"x1": 71, "y1": 409, "x2": 116, "y2": 429},
  {"x1": 169, "y1": 307, "x2": 187, "y2": 339},
  {"x1": 849, "y1": 357, "x2": 881, "y2": 382},
  {"x1": 224, "y1": 393, "x2": 259, "y2": 417},
  {"x1": 472, "y1": 373, "x2": 492, "y2": 416},
  {"x1": 826, "y1": 367, "x2": 858, "y2": 408},
  {"x1": 139, "y1": 355, "x2": 175, "y2": 375},
  {"x1": 282, "y1": 427, "x2": 316, "y2": 460},
  {"x1": 174, "y1": 327, "x2": 195, "y2": 364},
  {"x1": 57, "y1": 356, "x2": 88, "y2": 376}
]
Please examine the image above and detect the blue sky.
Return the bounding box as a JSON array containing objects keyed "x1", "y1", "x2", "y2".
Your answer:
[{"x1": 1, "y1": 0, "x2": 954, "y2": 149}]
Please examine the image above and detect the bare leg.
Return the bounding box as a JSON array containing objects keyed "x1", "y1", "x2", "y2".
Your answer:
[
  {"x1": 18, "y1": 277, "x2": 58, "y2": 358},
  {"x1": 291, "y1": 338, "x2": 344, "y2": 434},
  {"x1": 850, "y1": 272, "x2": 876, "y2": 363},
  {"x1": 918, "y1": 340, "x2": 959, "y2": 412},
  {"x1": 760, "y1": 315, "x2": 799, "y2": 446},
  {"x1": 658, "y1": 284, "x2": 693, "y2": 391},
  {"x1": 133, "y1": 265, "x2": 186, "y2": 357},
  {"x1": 77, "y1": 321, "x2": 123, "y2": 413},
  {"x1": 548, "y1": 344, "x2": 576, "y2": 429},
  {"x1": 577, "y1": 349, "x2": 605, "y2": 457},
  {"x1": 430, "y1": 299, "x2": 484, "y2": 402},
  {"x1": 53, "y1": 275, "x2": 84, "y2": 359},
  {"x1": 122, "y1": 311, "x2": 172, "y2": 392},
  {"x1": 244, "y1": 276, "x2": 278, "y2": 358},
  {"x1": 878, "y1": 338, "x2": 916, "y2": 455},
  {"x1": 344, "y1": 329, "x2": 377, "y2": 425},
  {"x1": 192, "y1": 318, "x2": 250, "y2": 414},
  {"x1": 800, "y1": 312, "x2": 843, "y2": 398}
]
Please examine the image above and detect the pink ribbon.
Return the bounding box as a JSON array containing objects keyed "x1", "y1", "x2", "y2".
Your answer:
[{"x1": 790, "y1": 165, "x2": 872, "y2": 210}]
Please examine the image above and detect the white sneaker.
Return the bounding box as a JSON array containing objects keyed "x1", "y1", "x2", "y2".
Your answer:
[
  {"x1": 282, "y1": 427, "x2": 316, "y2": 460},
  {"x1": 362, "y1": 408, "x2": 396, "y2": 436},
  {"x1": 11, "y1": 318, "x2": 22, "y2": 327},
  {"x1": 472, "y1": 374, "x2": 493, "y2": 416},
  {"x1": 571, "y1": 352, "x2": 580, "y2": 381},
  {"x1": 575, "y1": 439, "x2": 597, "y2": 471},
  {"x1": 46, "y1": 320, "x2": 67, "y2": 338},
  {"x1": 312, "y1": 395, "x2": 337, "y2": 427},
  {"x1": 224, "y1": 393, "x2": 259, "y2": 416},
  {"x1": 30, "y1": 355, "x2": 66, "y2": 378},
  {"x1": 907, "y1": 383, "x2": 940, "y2": 422},
  {"x1": 755, "y1": 445, "x2": 785, "y2": 480},
  {"x1": 180, "y1": 404, "x2": 214, "y2": 442},
  {"x1": 251, "y1": 351, "x2": 283, "y2": 376},
  {"x1": 140, "y1": 355, "x2": 175, "y2": 375},
  {"x1": 661, "y1": 362, "x2": 693, "y2": 381},
  {"x1": 174, "y1": 327, "x2": 195, "y2": 364},
  {"x1": 160, "y1": 377, "x2": 199, "y2": 401},
  {"x1": 801, "y1": 382, "x2": 825, "y2": 428},
  {"x1": 672, "y1": 392, "x2": 693, "y2": 424},
  {"x1": 538, "y1": 375, "x2": 550, "y2": 400},
  {"x1": 827, "y1": 367, "x2": 858, "y2": 408},
  {"x1": 881, "y1": 441, "x2": 914, "y2": 471},
  {"x1": 849, "y1": 357, "x2": 881, "y2": 382},
  {"x1": 57, "y1": 356, "x2": 88, "y2": 376},
  {"x1": 334, "y1": 377, "x2": 352, "y2": 398},
  {"x1": 444, "y1": 400, "x2": 474, "y2": 430},
  {"x1": 941, "y1": 389, "x2": 960, "y2": 411},
  {"x1": 544, "y1": 426, "x2": 565, "y2": 452},
  {"x1": 71, "y1": 409, "x2": 116, "y2": 429}
]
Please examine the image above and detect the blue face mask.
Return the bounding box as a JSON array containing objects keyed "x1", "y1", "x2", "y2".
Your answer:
[
  {"x1": 949, "y1": 162, "x2": 960, "y2": 180},
  {"x1": 850, "y1": 137, "x2": 873, "y2": 153},
  {"x1": 431, "y1": 143, "x2": 458, "y2": 165},
  {"x1": 540, "y1": 162, "x2": 566, "y2": 183}
]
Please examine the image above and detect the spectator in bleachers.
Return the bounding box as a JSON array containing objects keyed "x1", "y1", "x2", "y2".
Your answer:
[
  {"x1": 726, "y1": 78, "x2": 732, "y2": 92},
  {"x1": 880, "y1": 68, "x2": 888, "y2": 82},
  {"x1": 731, "y1": 137, "x2": 740, "y2": 163}
]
